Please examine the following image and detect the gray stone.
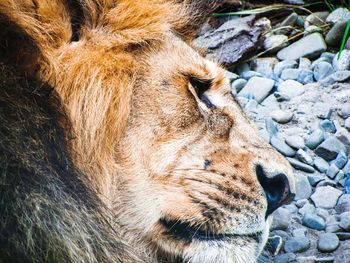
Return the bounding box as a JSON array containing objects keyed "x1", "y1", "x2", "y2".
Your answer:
[
  {"x1": 231, "y1": 79, "x2": 247, "y2": 93},
  {"x1": 311, "y1": 57, "x2": 331, "y2": 69},
  {"x1": 265, "y1": 117, "x2": 278, "y2": 136},
  {"x1": 316, "y1": 207, "x2": 329, "y2": 220},
  {"x1": 326, "y1": 20, "x2": 349, "y2": 46},
  {"x1": 299, "y1": 203, "x2": 315, "y2": 216},
  {"x1": 296, "y1": 149, "x2": 313, "y2": 165},
  {"x1": 308, "y1": 174, "x2": 325, "y2": 186},
  {"x1": 274, "y1": 92, "x2": 291, "y2": 102},
  {"x1": 285, "y1": 135, "x2": 305, "y2": 149},
  {"x1": 336, "y1": 170, "x2": 346, "y2": 187},
  {"x1": 339, "y1": 211, "x2": 350, "y2": 231},
  {"x1": 305, "y1": 129, "x2": 325, "y2": 150},
  {"x1": 335, "y1": 127, "x2": 350, "y2": 153},
  {"x1": 294, "y1": 172, "x2": 313, "y2": 200},
  {"x1": 293, "y1": 228, "x2": 307, "y2": 237},
  {"x1": 281, "y1": 68, "x2": 299, "y2": 80},
  {"x1": 305, "y1": 11, "x2": 329, "y2": 27},
  {"x1": 333, "y1": 50, "x2": 350, "y2": 71},
  {"x1": 274, "y1": 60, "x2": 298, "y2": 77},
  {"x1": 297, "y1": 69, "x2": 314, "y2": 84},
  {"x1": 315, "y1": 137, "x2": 347, "y2": 161},
  {"x1": 284, "y1": 236, "x2": 310, "y2": 253},
  {"x1": 317, "y1": 233, "x2": 339, "y2": 252},
  {"x1": 276, "y1": 13, "x2": 298, "y2": 34},
  {"x1": 302, "y1": 213, "x2": 326, "y2": 230},
  {"x1": 251, "y1": 57, "x2": 279, "y2": 78},
  {"x1": 313, "y1": 61, "x2": 334, "y2": 81},
  {"x1": 311, "y1": 186, "x2": 343, "y2": 209},
  {"x1": 315, "y1": 256, "x2": 335, "y2": 263},
  {"x1": 319, "y1": 71, "x2": 350, "y2": 86},
  {"x1": 321, "y1": 52, "x2": 335, "y2": 60},
  {"x1": 278, "y1": 80, "x2": 304, "y2": 98},
  {"x1": 274, "y1": 253, "x2": 296, "y2": 263},
  {"x1": 334, "y1": 151, "x2": 348, "y2": 169},
  {"x1": 326, "y1": 7, "x2": 350, "y2": 24},
  {"x1": 314, "y1": 157, "x2": 329, "y2": 173},
  {"x1": 326, "y1": 163, "x2": 339, "y2": 179},
  {"x1": 238, "y1": 77, "x2": 274, "y2": 103},
  {"x1": 244, "y1": 99, "x2": 258, "y2": 112},
  {"x1": 336, "y1": 232, "x2": 350, "y2": 240},
  {"x1": 271, "y1": 207, "x2": 291, "y2": 230},
  {"x1": 317, "y1": 108, "x2": 333, "y2": 120},
  {"x1": 225, "y1": 71, "x2": 239, "y2": 83},
  {"x1": 271, "y1": 110, "x2": 293, "y2": 124},
  {"x1": 345, "y1": 117, "x2": 350, "y2": 132},
  {"x1": 263, "y1": 34, "x2": 288, "y2": 53},
  {"x1": 271, "y1": 137, "x2": 296, "y2": 157},
  {"x1": 241, "y1": 70, "x2": 263, "y2": 80},
  {"x1": 304, "y1": 25, "x2": 322, "y2": 36},
  {"x1": 277, "y1": 33, "x2": 327, "y2": 60},
  {"x1": 335, "y1": 194, "x2": 350, "y2": 213},
  {"x1": 287, "y1": 158, "x2": 315, "y2": 173},
  {"x1": 326, "y1": 223, "x2": 341, "y2": 233},
  {"x1": 299, "y1": 57, "x2": 311, "y2": 69},
  {"x1": 317, "y1": 179, "x2": 337, "y2": 188},
  {"x1": 339, "y1": 104, "x2": 350, "y2": 119}
]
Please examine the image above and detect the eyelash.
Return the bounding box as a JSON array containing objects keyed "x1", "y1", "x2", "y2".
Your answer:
[{"x1": 189, "y1": 77, "x2": 214, "y2": 109}]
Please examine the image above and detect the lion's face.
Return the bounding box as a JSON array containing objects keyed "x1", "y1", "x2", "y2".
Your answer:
[{"x1": 113, "y1": 34, "x2": 295, "y2": 263}]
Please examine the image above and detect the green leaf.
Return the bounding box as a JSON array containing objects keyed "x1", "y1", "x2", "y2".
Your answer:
[{"x1": 338, "y1": 19, "x2": 350, "y2": 60}]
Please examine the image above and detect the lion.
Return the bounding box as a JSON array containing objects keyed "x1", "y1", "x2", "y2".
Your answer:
[{"x1": 0, "y1": 1, "x2": 296, "y2": 262}]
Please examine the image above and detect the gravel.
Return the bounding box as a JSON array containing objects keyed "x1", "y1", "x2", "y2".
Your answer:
[{"x1": 310, "y1": 186, "x2": 343, "y2": 209}]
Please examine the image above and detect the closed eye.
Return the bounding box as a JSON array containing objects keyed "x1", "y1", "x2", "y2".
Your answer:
[{"x1": 189, "y1": 77, "x2": 215, "y2": 109}]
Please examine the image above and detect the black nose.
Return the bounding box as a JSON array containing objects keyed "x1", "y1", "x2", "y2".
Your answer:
[{"x1": 256, "y1": 165, "x2": 294, "y2": 217}]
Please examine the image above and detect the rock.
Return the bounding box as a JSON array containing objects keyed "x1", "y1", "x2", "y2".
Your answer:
[
  {"x1": 315, "y1": 137, "x2": 347, "y2": 161},
  {"x1": 335, "y1": 194, "x2": 350, "y2": 213},
  {"x1": 334, "y1": 151, "x2": 348, "y2": 169},
  {"x1": 326, "y1": 223, "x2": 341, "y2": 233},
  {"x1": 302, "y1": 213, "x2": 326, "y2": 230},
  {"x1": 314, "y1": 157, "x2": 329, "y2": 173},
  {"x1": 313, "y1": 62, "x2": 334, "y2": 81},
  {"x1": 336, "y1": 232, "x2": 350, "y2": 240},
  {"x1": 315, "y1": 256, "x2": 335, "y2": 263},
  {"x1": 319, "y1": 70, "x2": 350, "y2": 86},
  {"x1": 296, "y1": 149, "x2": 313, "y2": 165},
  {"x1": 311, "y1": 57, "x2": 331, "y2": 69},
  {"x1": 317, "y1": 108, "x2": 333, "y2": 120},
  {"x1": 308, "y1": 174, "x2": 325, "y2": 186},
  {"x1": 238, "y1": 77, "x2": 274, "y2": 103},
  {"x1": 326, "y1": 7, "x2": 350, "y2": 24},
  {"x1": 244, "y1": 99, "x2": 258, "y2": 112},
  {"x1": 274, "y1": 60, "x2": 298, "y2": 77},
  {"x1": 299, "y1": 57, "x2": 311, "y2": 69},
  {"x1": 231, "y1": 79, "x2": 247, "y2": 93},
  {"x1": 326, "y1": 20, "x2": 349, "y2": 46},
  {"x1": 305, "y1": 129, "x2": 325, "y2": 150},
  {"x1": 225, "y1": 71, "x2": 239, "y2": 83},
  {"x1": 294, "y1": 172, "x2": 313, "y2": 200},
  {"x1": 297, "y1": 69, "x2": 314, "y2": 84},
  {"x1": 285, "y1": 135, "x2": 305, "y2": 149},
  {"x1": 316, "y1": 207, "x2": 329, "y2": 220},
  {"x1": 299, "y1": 203, "x2": 315, "y2": 216},
  {"x1": 345, "y1": 117, "x2": 350, "y2": 132},
  {"x1": 339, "y1": 104, "x2": 350, "y2": 119},
  {"x1": 311, "y1": 186, "x2": 343, "y2": 209},
  {"x1": 326, "y1": 163, "x2": 339, "y2": 179},
  {"x1": 277, "y1": 33, "x2": 327, "y2": 60},
  {"x1": 276, "y1": 13, "x2": 298, "y2": 34},
  {"x1": 280, "y1": 68, "x2": 299, "y2": 81},
  {"x1": 257, "y1": 255, "x2": 273, "y2": 263},
  {"x1": 317, "y1": 179, "x2": 337, "y2": 188},
  {"x1": 339, "y1": 211, "x2": 350, "y2": 231},
  {"x1": 336, "y1": 170, "x2": 346, "y2": 187},
  {"x1": 317, "y1": 233, "x2": 339, "y2": 252},
  {"x1": 274, "y1": 253, "x2": 296, "y2": 263},
  {"x1": 305, "y1": 11, "x2": 329, "y2": 27},
  {"x1": 343, "y1": 159, "x2": 350, "y2": 176},
  {"x1": 241, "y1": 70, "x2": 263, "y2": 80},
  {"x1": 333, "y1": 50, "x2": 350, "y2": 71},
  {"x1": 263, "y1": 34, "x2": 288, "y2": 53},
  {"x1": 274, "y1": 92, "x2": 291, "y2": 102},
  {"x1": 278, "y1": 80, "x2": 304, "y2": 98},
  {"x1": 335, "y1": 127, "x2": 350, "y2": 153},
  {"x1": 265, "y1": 117, "x2": 278, "y2": 137},
  {"x1": 271, "y1": 137, "x2": 296, "y2": 157},
  {"x1": 304, "y1": 25, "x2": 322, "y2": 36},
  {"x1": 251, "y1": 57, "x2": 278, "y2": 78},
  {"x1": 271, "y1": 208, "x2": 291, "y2": 230},
  {"x1": 287, "y1": 158, "x2": 315, "y2": 173},
  {"x1": 293, "y1": 228, "x2": 307, "y2": 237},
  {"x1": 319, "y1": 119, "x2": 336, "y2": 133},
  {"x1": 284, "y1": 236, "x2": 310, "y2": 253},
  {"x1": 194, "y1": 15, "x2": 271, "y2": 65},
  {"x1": 271, "y1": 110, "x2": 293, "y2": 124},
  {"x1": 321, "y1": 52, "x2": 335, "y2": 60},
  {"x1": 295, "y1": 199, "x2": 308, "y2": 208}
]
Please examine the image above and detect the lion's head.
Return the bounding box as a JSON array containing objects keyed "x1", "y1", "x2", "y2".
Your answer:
[{"x1": 0, "y1": 1, "x2": 295, "y2": 262}]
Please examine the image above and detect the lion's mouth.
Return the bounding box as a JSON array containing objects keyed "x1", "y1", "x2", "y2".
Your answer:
[{"x1": 159, "y1": 218, "x2": 261, "y2": 242}]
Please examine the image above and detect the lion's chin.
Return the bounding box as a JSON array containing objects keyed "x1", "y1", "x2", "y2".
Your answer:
[{"x1": 154, "y1": 218, "x2": 271, "y2": 263}]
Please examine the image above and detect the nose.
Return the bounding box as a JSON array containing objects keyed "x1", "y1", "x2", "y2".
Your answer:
[{"x1": 256, "y1": 165, "x2": 294, "y2": 217}]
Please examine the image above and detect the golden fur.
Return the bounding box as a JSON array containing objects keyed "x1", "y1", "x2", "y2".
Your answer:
[{"x1": 0, "y1": 1, "x2": 295, "y2": 262}]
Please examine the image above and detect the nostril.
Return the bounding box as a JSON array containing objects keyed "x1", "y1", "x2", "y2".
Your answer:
[{"x1": 256, "y1": 165, "x2": 294, "y2": 217}]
